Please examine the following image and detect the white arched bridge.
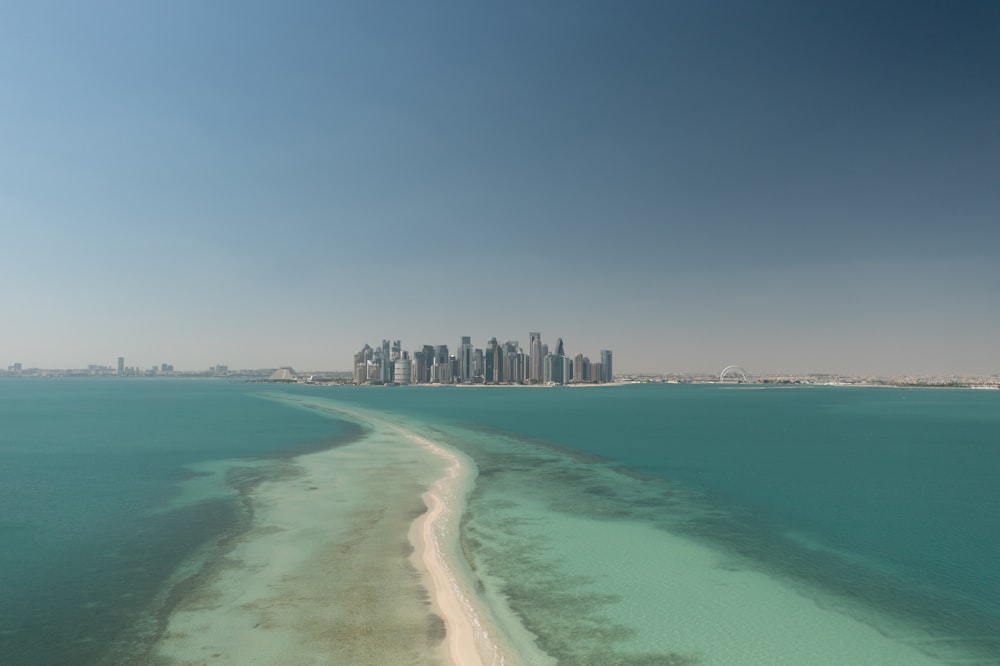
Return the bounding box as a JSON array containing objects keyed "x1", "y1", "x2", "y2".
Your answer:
[{"x1": 719, "y1": 365, "x2": 749, "y2": 383}]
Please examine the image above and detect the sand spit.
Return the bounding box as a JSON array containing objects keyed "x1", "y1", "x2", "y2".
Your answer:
[
  {"x1": 151, "y1": 398, "x2": 504, "y2": 666},
  {"x1": 402, "y1": 428, "x2": 498, "y2": 666}
]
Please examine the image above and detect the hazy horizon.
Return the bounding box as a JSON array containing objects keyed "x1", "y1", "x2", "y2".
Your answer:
[{"x1": 3, "y1": 1, "x2": 998, "y2": 377}]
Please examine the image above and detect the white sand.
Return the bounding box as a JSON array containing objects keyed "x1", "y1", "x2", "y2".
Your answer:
[
  {"x1": 152, "y1": 400, "x2": 502, "y2": 665},
  {"x1": 408, "y1": 455, "x2": 489, "y2": 666},
  {"x1": 350, "y1": 407, "x2": 504, "y2": 665}
]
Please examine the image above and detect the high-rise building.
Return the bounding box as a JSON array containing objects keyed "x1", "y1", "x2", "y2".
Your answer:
[
  {"x1": 435, "y1": 345, "x2": 449, "y2": 366},
  {"x1": 543, "y1": 353, "x2": 571, "y2": 385},
  {"x1": 413, "y1": 349, "x2": 426, "y2": 385},
  {"x1": 394, "y1": 356, "x2": 412, "y2": 385},
  {"x1": 354, "y1": 344, "x2": 373, "y2": 383},
  {"x1": 600, "y1": 349, "x2": 613, "y2": 383},
  {"x1": 421, "y1": 345, "x2": 435, "y2": 383},
  {"x1": 573, "y1": 353, "x2": 585, "y2": 383},
  {"x1": 436, "y1": 360, "x2": 452, "y2": 384},
  {"x1": 117, "y1": 357, "x2": 125, "y2": 375},
  {"x1": 372, "y1": 346, "x2": 387, "y2": 384},
  {"x1": 460, "y1": 336, "x2": 473, "y2": 383},
  {"x1": 591, "y1": 361, "x2": 603, "y2": 384},
  {"x1": 351, "y1": 336, "x2": 607, "y2": 386},
  {"x1": 529, "y1": 332, "x2": 542, "y2": 383},
  {"x1": 504, "y1": 341, "x2": 524, "y2": 384},
  {"x1": 430, "y1": 345, "x2": 451, "y2": 384},
  {"x1": 472, "y1": 348, "x2": 484, "y2": 382},
  {"x1": 485, "y1": 338, "x2": 498, "y2": 384},
  {"x1": 381, "y1": 340, "x2": 393, "y2": 383}
]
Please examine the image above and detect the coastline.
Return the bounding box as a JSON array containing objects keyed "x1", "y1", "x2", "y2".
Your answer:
[
  {"x1": 150, "y1": 396, "x2": 510, "y2": 666},
  {"x1": 398, "y1": 381, "x2": 628, "y2": 388},
  {"x1": 446, "y1": 419, "x2": 971, "y2": 665},
  {"x1": 147, "y1": 387, "x2": 997, "y2": 664},
  {"x1": 404, "y1": 431, "x2": 489, "y2": 666}
]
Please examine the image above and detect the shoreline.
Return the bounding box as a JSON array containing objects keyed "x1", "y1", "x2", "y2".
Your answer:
[
  {"x1": 406, "y1": 433, "x2": 488, "y2": 666},
  {"x1": 291, "y1": 398, "x2": 518, "y2": 664},
  {"x1": 150, "y1": 394, "x2": 510, "y2": 665},
  {"x1": 337, "y1": 407, "x2": 506, "y2": 665},
  {"x1": 150, "y1": 401, "x2": 481, "y2": 664},
  {"x1": 151, "y1": 389, "x2": 989, "y2": 664},
  {"x1": 397, "y1": 381, "x2": 627, "y2": 388}
]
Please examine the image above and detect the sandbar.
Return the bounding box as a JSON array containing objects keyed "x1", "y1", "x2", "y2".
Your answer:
[
  {"x1": 150, "y1": 399, "x2": 496, "y2": 665},
  {"x1": 406, "y1": 434, "x2": 487, "y2": 666}
]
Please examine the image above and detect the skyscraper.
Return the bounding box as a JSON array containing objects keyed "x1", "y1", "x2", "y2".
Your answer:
[
  {"x1": 573, "y1": 353, "x2": 585, "y2": 383},
  {"x1": 485, "y1": 337, "x2": 498, "y2": 384},
  {"x1": 117, "y1": 357, "x2": 125, "y2": 375},
  {"x1": 431, "y1": 345, "x2": 451, "y2": 383},
  {"x1": 529, "y1": 332, "x2": 542, "y2": 383},
  {"x1": 354, "y1": 344, "x2": 373, "y2": 383},
  {"x1": 590, "y1": 361, "x2": 603, "y2": 384},
  {"x1": 460, "y1": 336, "x2": 473, "y2": 383},
  {"x1": 394, "y1": 354, "x2": 411, "y2": 385},
  {"x1": 381, "y1": 340, "x2": 393, "y2": 383},
  {"x1": 421, "y1": 345, "x2": 435, "y2": 383},
  {"x1": 600, "y1": 349, "x2": 613, "y2": 383},
  {"x1": 435, "y1": 345, "x2": 449, "y2": 367},
  {"x1": 502, "y1": 340, "x2": 521, "y2": 384},
  {"x1": 472, "y1": 348, "x2": 484, "y2": 382}
]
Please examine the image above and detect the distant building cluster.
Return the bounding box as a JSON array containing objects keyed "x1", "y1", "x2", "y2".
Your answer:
[
  {"x1": 114, "y1": 357, "x2": 177, "y2": 377},
  {"x1": 353, "y1": 333, "x2": 613, "y2": 385},
  {"x1": 1, "y1": 358, "x2": 233, "y2": 378}
]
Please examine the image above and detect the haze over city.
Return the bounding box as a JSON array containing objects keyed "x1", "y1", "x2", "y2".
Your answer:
[{"x1": 2, "y1": 1, "x2": 998, "y2": 377}]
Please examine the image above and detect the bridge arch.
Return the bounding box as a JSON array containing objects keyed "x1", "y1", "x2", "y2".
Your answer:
[{"x1": 720, "y1": 365, "x2": 749, "y2": 383}]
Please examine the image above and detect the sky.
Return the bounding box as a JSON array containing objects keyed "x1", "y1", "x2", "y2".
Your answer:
[{"x1": 2, "y1": 0, "x2": 998, "y2": 376}]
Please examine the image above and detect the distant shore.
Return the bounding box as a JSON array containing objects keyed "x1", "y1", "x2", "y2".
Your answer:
[{"x1": 401, "y1": 381, "x2": 628, "y2": 388}]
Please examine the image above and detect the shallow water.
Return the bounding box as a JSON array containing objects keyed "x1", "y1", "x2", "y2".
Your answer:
[
  {"x1": 3, "y1": 380, "x2": 998, "y2": 664},
  {"x1": 151, "y1": 414, "x2": 452, "y2": 665},
  {"x1": 314, "y1": 384, "x2": 1000, "y2": 664},
  {"x1": 0, "y1": 379, "x2": 354, "y2": 664}
]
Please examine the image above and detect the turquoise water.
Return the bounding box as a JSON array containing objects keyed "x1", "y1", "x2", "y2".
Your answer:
[
  {"x1": 316, "y1": 384, "x2": 1000, "y2": 663},
  {"x1": 2, "y1": 380, "x2": 998, "y2": 663},
  {"x1": 0, "y1": 379, "x2": 359, "y2": 665}
]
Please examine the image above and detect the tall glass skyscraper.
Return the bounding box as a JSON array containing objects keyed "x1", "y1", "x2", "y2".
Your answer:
[
  {"x1": 600, "y1": 349, "x2": 613, "y2": 383},
  {"x1": 529, "y1": 332, "x2": 542, "y2": 383},
  {"x1": 460, "y1": 336, "x2": 473, "y2": 383}
]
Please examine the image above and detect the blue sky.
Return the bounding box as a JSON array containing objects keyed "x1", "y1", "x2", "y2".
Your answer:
[{"x1": 2, "y1": 1, "x2": 998, "y2": 375}]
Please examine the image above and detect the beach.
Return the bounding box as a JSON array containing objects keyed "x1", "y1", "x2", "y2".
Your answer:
[
  {"x1": 151, "y1": 406, "x2": 463, "y2": 664},
  {"x1": 404, "y1": 429, "x2": 492, "y2": 666}
]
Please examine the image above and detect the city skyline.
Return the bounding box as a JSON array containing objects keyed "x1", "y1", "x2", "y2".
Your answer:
[
  {"x1": 2, "y1": 2, "x2": 999, "y2": 377},
  {"x1": 352, "y1": 332, "x2": 613, "y2": 385}
]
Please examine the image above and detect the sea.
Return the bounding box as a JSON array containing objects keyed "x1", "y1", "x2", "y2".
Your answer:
[{"x1": 1, "y1": 378, "x2": 998, "y2": 664}]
